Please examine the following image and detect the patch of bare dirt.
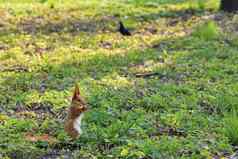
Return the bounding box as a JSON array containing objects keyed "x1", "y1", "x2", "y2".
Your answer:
[
  {"x1": 14, "y1": 102, "x2": 57, "y2": 120},
  {"x1": 99, "y1": 41, "x2": 113, "y2": 49}
]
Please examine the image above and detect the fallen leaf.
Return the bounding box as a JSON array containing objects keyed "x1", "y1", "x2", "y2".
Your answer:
[{"x1": 25, "y1": 133, "x2": 57, "y2": 144}]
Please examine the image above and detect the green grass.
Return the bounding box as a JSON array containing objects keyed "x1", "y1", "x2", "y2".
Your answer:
[
  {"x1": 224, "y1": 113, "x2": 238, "y2": 146},
  {"x1": 0, "y1": 0, "x2": 237, "y2": 158},
  {"x1": 193, "y1": 21, "x2": 220, "y2": 40}
]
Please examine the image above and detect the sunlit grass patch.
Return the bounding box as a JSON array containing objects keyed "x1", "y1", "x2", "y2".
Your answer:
[
  {"x1": 192, "y1": 21, "x2": 220, "y2": 40},
  {"x1": 224, "y1": 113, "x2": 238, "y2": 146},
  {"x1": 100, "y1": 73, "x2": 133, "y2": 88}
]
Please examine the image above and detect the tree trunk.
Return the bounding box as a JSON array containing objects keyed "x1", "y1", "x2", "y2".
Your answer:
[{"x1": 220, "y1": 0, "x2": 238, "y2": 12}]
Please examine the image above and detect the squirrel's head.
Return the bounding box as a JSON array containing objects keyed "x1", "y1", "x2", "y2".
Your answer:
[{"x1": 72, "y1": 84, "x2": 87, "y2": 112}]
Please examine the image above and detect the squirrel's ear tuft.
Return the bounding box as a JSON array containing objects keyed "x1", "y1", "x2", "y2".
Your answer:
[{"x1": 72, "y1": 84, "x2": 80, "y2": 100}]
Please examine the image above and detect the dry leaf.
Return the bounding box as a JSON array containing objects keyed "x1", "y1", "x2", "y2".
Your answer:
[{"x1": 25, "y1": 133, "x2": 57, "y2": 144}]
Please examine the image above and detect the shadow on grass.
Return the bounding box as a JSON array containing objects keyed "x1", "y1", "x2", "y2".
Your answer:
[
  {"x1": 0, "y1": 3, "x2": 213, "y2": 37},
  {"x1": 0, "y1": 14, "x2": 118, "y2": 36},
  {"x1": 127, "y1": 2, "x2": 215, "y2": 22},
  {"x1": 18, "y1": 16, "x2": 117, "y2": 35}
]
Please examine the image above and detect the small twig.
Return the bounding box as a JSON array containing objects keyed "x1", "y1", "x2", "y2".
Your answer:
[
  {"x1": 0, "y1": 66, "x2": 29, "y2": 72},
  {"x1": 135, "y1": 72, "x2": 163, "y2": 78},
  {"x1": 52, "y1": 141, "x2": 81, "y2": 150}
]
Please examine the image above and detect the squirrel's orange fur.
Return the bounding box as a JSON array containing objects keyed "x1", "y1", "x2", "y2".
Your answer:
[{"x1": 64, "y1": 84, "x2": 87, "y2": 138}]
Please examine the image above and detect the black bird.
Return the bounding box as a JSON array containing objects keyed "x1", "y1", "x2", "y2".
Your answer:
[{"x1": 119, "y1": 21, "x2": 131, "y2": 36}]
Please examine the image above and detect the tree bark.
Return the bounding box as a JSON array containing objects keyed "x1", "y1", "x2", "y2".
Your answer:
[{"x1": 220, "y1": 0, "x2": 238, "y2": 12}]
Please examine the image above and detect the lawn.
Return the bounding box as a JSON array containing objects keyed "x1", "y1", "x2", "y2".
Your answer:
[{"x1": 0, "y1": 0, "x2": 238, "y2": 158}]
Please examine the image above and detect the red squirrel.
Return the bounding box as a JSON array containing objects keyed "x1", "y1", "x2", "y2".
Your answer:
[{"x1": 64, "y1": 84, "x2": 88, "y2": 138}]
